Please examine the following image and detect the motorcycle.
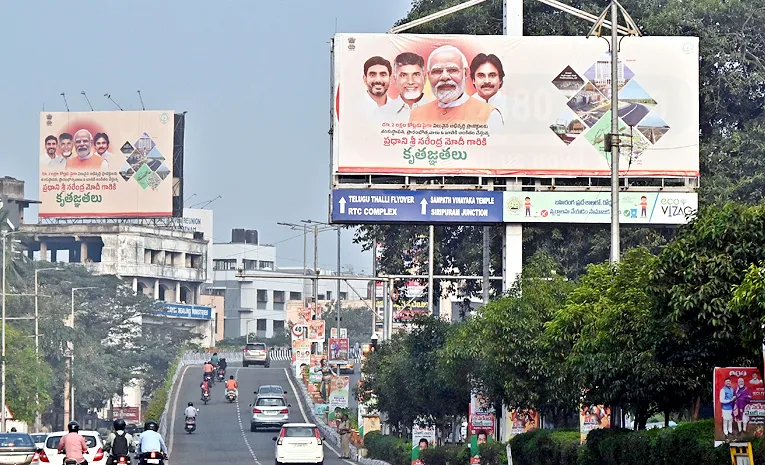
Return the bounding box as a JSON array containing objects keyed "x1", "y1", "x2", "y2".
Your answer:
[
  {"x1": 216, "y1": 369, "x2": 225, "y2": 382},
  {"x1": 226, "y1": 389, "x2": 237, "y2": 403},
  {"x1": 112, "y1": 454, "x2": 132, "y2": 464},
  {"x1": 64, "y1": 460, "x2": 86, "y2": 465},
  {"x1": 203, "y1": 372, "x2": 214, "y2": 385},
  {"x1": 138, "y1": 451, "x2": 166, "y2": 465},
  {"x1": 185, "y1": 416, "x2": 196, "y2": 434},
  {"x1": 201, "y1": 390, "x2": 210, "y2": 404}
]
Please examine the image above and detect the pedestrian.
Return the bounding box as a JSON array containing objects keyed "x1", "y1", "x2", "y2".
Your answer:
[{"x1": 337, "y1": 412, "x2": 351, "y2": 458}]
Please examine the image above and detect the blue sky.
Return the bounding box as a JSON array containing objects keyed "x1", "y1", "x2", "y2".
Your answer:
[{"x1": 1, "y1": 0, "x2": 412, "y2": 274}]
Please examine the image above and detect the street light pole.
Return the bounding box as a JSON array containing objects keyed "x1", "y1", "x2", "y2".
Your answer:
[
  {"x1": 34, "y1": 267, "x2": 61, "y2": 432},
  {"x1": 336, "y1": 228, "x2": 341, "y2": 337},
  {"x1": 1, "y1": 230, "x2": 23, "y2": 432}
]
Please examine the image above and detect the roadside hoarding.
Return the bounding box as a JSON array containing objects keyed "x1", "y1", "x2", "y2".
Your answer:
[
  {"x1": 411, "y1": 423, "x2": 436, "y2": 465},
  {"x1": 292, "y1": 340, "x2": 311, "y2": 367},
  {"x1": 39, "y1": 110, "x2": 175, "y2": 218},
  {"x1": 328, "y1": 337, "x2": 350, "y2": 364},
  {"x1": 328, "y1": 376, "x2": 351, "y2": 427},
  {"x1": 713, "y1": 367, "x2": 765, "y2": 444},
  {"x1": 331, "y1": 189, "x2": 698, "y2": 225},
  {"x1": 507, "y1": 409, "x2": 539, "y2": 439},
  {"x1": 332, "y1": 34, "x2": 698, "y2": 178},
  {"x1": 469, "y1": 392, "x2": 495, "y2": 464},
  {"x1": 307, "y1": 320, "x2": 326, "y2": 342},
  {"x1": 580, "y1": 404, "x2": 610, "y2": 442}
]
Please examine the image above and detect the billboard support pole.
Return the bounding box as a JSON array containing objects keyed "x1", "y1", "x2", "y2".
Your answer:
[
  {"x1": 428, "y1": 225, "x2": 435, "y2": 315},
  {"x1": 609, "y1": 0, "x2": 621, "y2": 267}
]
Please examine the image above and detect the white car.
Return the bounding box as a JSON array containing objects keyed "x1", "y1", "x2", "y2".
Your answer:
[
  {"x1": 273, "y1": 423, "x2": 324, "y2": 465},
  {"x1": 29, "y1": 433, "x2": 47, "y2": 450},
  {"x1": 38, "y1": 430, "x2": 107, "y2": 465}
]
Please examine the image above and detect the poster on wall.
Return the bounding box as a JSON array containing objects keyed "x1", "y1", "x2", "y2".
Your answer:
[{"x1": 713, "y1": 367, "x2": 765, "y2": 445}]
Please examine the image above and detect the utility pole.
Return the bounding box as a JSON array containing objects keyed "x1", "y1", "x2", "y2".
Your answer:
[
  {"x1": 336, "y1": 228, "x2": 341, "y2": 338},
  {"x1": 427, "y1": 226, "x2": 434, "y2": 315},
  {"x1": 609, "y1": 0, "x2": 621, "y2": 266}
]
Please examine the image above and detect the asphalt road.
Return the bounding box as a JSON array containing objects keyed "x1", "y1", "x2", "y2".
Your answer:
[
  {"x1": 618, "y1": 102, "x2": 649, "y2": 127},
  {"x1": 168, "y1": 361, "x2": 353, "y2": 465}
]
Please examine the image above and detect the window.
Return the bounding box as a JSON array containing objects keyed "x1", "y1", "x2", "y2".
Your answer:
[
  {"x1": 256, "y1": 397, "x2": 285, "y2": 407},
  {"x1": 326, "y1": 291, "x2": 332, "y2": 301},
  {"x1": 189, "y1": 254, "x2": 203, "y2": 269},
  {"x1": 273, "y1": 290, "x2": 285, "y2": 303},
  {"x1": 257, "y1": 319, "x2": 267, "y2": 331},
  {"x1": 245, "y1": 343, "x2": 266, "y2": 351},
  {"x1": 213, "y1": 259, "x2": 236, "y2": 271},
  {"x1": 273, "y1": 320, "x2": 285, "y2": 332},
  {"x1": 340, "y1": 292, "x2": 348, "y2": 300},
  {"x1": 259, "y1": 260, "x2": 274, "y2": 270},
  {"x1": 289, "y1": 291, "x2": 302, "y2": 301},
  {"x1": 243, "y1": 259, "x2": 257, "y2": 270},
  {"x1": 283, "y1": 426, "x2": 319, "y2": 438},
  {"x1": 257, "y1": 289, "x2": 268, "y2": 302}
]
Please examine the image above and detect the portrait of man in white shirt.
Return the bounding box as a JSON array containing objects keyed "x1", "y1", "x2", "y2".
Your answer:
[{"x1": 387, "y1": 52, "x2": 432, "y2": 123}]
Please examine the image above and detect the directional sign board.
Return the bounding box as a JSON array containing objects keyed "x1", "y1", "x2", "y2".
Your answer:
[
  {"x1": 331, "y1": 189, "x2": 504, "y2": 224},
  {"x1": 330, "y1": 189, "x2": 698, "y2": 225}
]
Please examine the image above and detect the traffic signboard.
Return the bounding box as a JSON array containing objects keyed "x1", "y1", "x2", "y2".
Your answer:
[{"x1": 331, "y1": 189, "x2": 504, "y2": 224}]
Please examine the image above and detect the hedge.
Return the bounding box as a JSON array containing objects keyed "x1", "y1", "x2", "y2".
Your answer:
[
  {"x1": 364, "y1": 431, "x2": 411, "y2": 465},
  {"x1": 144, "y1": 354, "x2": 182, "y2": 423},
  {"x1": 420, "y1": 444, "x2": 470, "y2": 465}
]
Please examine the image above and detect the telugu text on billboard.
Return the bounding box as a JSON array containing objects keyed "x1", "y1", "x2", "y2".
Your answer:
[
  {"x1": 39, "y1": 110, "x2": 174, "y2": 218},
  {"x1": 333, "y1": 34, "x2": 698, "y2": 177}
]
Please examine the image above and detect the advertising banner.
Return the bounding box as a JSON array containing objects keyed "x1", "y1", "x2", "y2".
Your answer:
[
  {"x1": 39, "y1": 110, "x2": 174, "y2": 218},
  {"x1": 508, "y1": 409, "x2": 540, "y2": 439},
  {"x1": 328, "y1": 376, "x2": 351, "y2": 426},
  {"x1": 329, "y1": 337, "x2": 350, "y2": 365},
  {"x1": 307, "y1": 320, "x2": 326, "y2": 342},
  {"x1": 713, "y1": 367, "x2": 765, "y2": 444},
  {"x1": 469, "y1": 392, "x2": 495, "y2": 464},
  {"x1": 411, "y1": 423, "x2": 436, "y2": 465},
  {"x1": 112, "y1": 407, "x2": 140, "y2": 423},
  {"x1": 153, "y1": 303, "x2": 212, "y2": 320},
  {"x1": 331, "y1": 189, "x2": 697, "y2": 225},
  {"x1": 580, "y1": 405, "x2": 611, "y2": 442},
  {"x1": 292, "y1": 340, "x2": 311, "y2": 367},
  {"x1": 308, "y1": 355, "x2": 323, "y2": 384},
  {"x1": 330, "y1": 328, "x2": 350, "y2": 339},
  {"x1": 333, "y1": 34, "x2": 699, "y2": 178}
]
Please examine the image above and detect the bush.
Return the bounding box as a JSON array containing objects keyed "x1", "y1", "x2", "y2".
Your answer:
[
  {"x1": 364, "y1": 431, "x2": 411, "y2": 465},
  {"x1": 144, "y1": 353, "x2": 181, "y2": 423},
  {"x1": 479, "y1": 442, "x2": 507, "y2": 465},
  {"x1": 510, "y1": 429, "x2": 579, "y2": 465},
  {"x1": 421, "y1": 444, "x2": 467, "y2": 465}
]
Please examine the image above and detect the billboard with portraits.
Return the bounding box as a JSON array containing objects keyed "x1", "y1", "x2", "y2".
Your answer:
[
  {"x1": 332, "y1": 34, "x2": 699, "y2": 178},
  {"x1": 39, "y1": 110, "x2": 174, "y2": 218}
]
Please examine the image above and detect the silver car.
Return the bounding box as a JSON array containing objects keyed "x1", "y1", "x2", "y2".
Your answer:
[
  {"x1": 243, "y1": 342, "x2": 270, "y2": 368},
  {"x1": 251, "y1": 395, "x2": 291, "y2": 431},
  {"x1": 0, "y1": 432, "x2": 41, "y2": 465}
]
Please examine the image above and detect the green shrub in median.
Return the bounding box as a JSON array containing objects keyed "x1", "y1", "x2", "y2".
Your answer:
[
  {"x1": 510, "y1": 429, "x2": 579, "y2": 465},
  {"x1": 420, "y1": 444, "x2": 468, "y2": 465},
  {"x1": 364, "y1": 431, "x2": 411, "y2": 465}
]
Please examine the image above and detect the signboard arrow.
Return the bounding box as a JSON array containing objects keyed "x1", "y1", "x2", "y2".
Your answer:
[
  {"x1": 339, "y1": 197, "x2": 346, "y2": 214},
  {"x1": 420, "y1": 198, "x2": 427, "y2": 215}
]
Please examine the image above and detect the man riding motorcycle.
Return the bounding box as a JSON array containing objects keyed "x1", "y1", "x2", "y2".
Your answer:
[
  {"x1": 136, "y1": 420, "x2": 168, "y2": 464},
  {"x1": 210, "y1": 352, "x2": 220, "y2": 368},
  {"x1": 57, "y1": 421, "x2": 89, "y2": 465},
  {"x1": 224, "y1": 375, "x2": 238, "y2": 400},
  {"x1": 203, "y1": 360, "x2": 215, "y2": 384},
  {"x1": 218, "y1": 357, "x2": 227, "y2": 371},
  {"x1": 104, "y1": 419, "x2": 136, "y2": 465},
  {"x1": 185, "y1": 402, "x2": 198, "y2": 420}
]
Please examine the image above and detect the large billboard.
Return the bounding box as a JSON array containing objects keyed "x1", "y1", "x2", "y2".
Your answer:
[
  {"x1": 332, "y1": 34, "x2": 699, "y2": 177},
  {"x1": 39, "y1": 110, "x2": 175, "y2": 218}
]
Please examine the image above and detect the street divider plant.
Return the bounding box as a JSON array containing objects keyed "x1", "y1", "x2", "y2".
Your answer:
[{"x1": 363, "y1": 431, "x2": 411, "y2": 465}]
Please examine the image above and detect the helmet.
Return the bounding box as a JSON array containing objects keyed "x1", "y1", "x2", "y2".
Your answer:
[
  {"x1": 68, "y1": 421, "x2": 80, "y2": 433},
  {"x1": 188, "y1": 402, "x2": 194, "y2": 407},
  {"x1": 113, "y1": 419, "x2": 126, "y2": 431},
  {"x1": 230, "y1": 375, "x2": 234, "y2": 379},
  {"x1": 144, "y1": 420, "x2": 159, "y2": 432},
  {"x1": 213, "y1": 352, "x2": 218, "y2": 356}
]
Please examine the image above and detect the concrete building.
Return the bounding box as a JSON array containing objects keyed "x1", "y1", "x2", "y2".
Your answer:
[
  {"x1": 210, "y1": 229, "x2": 371, "y2": 339},
  {"x1": 0, "y1": 176, "x2": 38, "y2": 229}
]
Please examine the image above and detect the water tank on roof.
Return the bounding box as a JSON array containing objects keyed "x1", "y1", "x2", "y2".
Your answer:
[
  {"x1": 231, "y1": 228, "x2": 245, "y2": 243},
  {"x1": 245, "y1": 229, "x2": 259, "y2": 245}
]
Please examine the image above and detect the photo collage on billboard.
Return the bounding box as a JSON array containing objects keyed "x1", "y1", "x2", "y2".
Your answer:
[
  {"x1": 39, "y1": 111, "x2": 174, "y2": 218},
  {"x1": 333, "y1": 34, "x2": 699, "y2": 178}
]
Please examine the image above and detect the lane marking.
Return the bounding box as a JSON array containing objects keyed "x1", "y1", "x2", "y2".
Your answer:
[
  {"x1": 167, "y1": 364, "x2": 191, "y2": 456},
  {"x1": 283, "y1": 367, "x2": 355, "y2": 465},
  {"x1": 235, "y1": 367, "x2": 262, "y2": 464}
]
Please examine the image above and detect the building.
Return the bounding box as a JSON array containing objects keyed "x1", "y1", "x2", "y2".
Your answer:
[
  {"x1": 209, "y1": 228, "x2": 371, "y2": 339},
  {"x1": 0, "y1": 177, "x2": 38, "y2": 229}
]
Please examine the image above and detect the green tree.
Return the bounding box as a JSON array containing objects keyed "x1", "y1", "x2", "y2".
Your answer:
[
  {"x1": 5, "y1": 325, "x2": 54, "y2": 423},
  {"x1": 545, "y1": 248, "x2": 687, "y2": 428},
  {"x1": 321, "y1": 305, "x2": 375, "y2": 346},
  {"x1": 648, "y1": 203, "x2": 765, "y2": 417},
  {"x1": 442, "y1": 253, "x2": 578, "y2": 423}
]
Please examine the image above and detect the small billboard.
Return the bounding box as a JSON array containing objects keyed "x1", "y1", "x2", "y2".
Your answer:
[
  {"x1": 332, "y1": 34, "x2": 698, "y2": 178},
  {"x1": 39, "y1": 110, "x2": 175, "y2": 218}
]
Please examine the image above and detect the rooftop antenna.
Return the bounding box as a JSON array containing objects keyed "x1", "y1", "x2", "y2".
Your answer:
[
  {"x1": 81, "y1": 91, "x2": 94, "y2": 111},
  {"x1": 60, "y1": 93, "x2": 69, "y2": 112},
  {"x1": 137, "y1": 90, "x2": 146, "y2": 110},
  {"x1": 104, "y1": 93, "x2": 123, "y2": 111},
  {"x1": 184, "y1": 193, "x2": 197, "y2": 203},
  {"x1": 190, "y1": 195, "x2": 222, "y2": 209}
]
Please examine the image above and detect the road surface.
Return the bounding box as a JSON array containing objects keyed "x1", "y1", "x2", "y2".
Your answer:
[
  {"x1": 168, "y1": 361, "x2": 353, "y2": 465},
  {"x1": 618, "y1": 102, "x2": 649, "y2": 127}
]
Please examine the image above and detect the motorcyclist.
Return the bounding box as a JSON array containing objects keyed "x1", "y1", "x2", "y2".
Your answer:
[
  {"x1": 224, "y1": 375, "x2": 239, "y2": 399},
  {"x1": 210, "y1": 352, "x2": 220, "y2": 368},
  {"x1": 200, "y1": 379, "x2": 210, "y2": 399},
  {"x1": 104, "y1": 419, "x2": 135, "y2": 465},
  {"x1": 184, "y1": 402, "x2": 198, "y2": 421},
  {"x1": 136, "y1": 420, "x2": 168, "y2": 462},
  {"x1": 218, "y1": 357, "x2": 227, "y2": 371},
  {"x1": 203, "y1": 361, "x2": 215, "y2": 385},
  {"x1": 57, "y1": 421, "x2": 88, "y2": 465}
]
